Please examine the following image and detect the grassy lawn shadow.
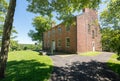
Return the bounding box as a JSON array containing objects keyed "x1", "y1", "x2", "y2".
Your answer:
[
  {"x1": 107, "y1": 62, "x2": 120, "y2": 75},
  {"x1": 1, "y1": 60, "x2": 52, "y2": 81}
]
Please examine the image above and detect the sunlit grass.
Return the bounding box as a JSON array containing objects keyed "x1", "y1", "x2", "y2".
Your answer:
[
  {"x1": 107, "y1": 54, "x2": 120, "y2": 75},
  {"x1": 79, "y1": 51, "x2": 101, "y2": 56},
  {"x1": 1, "y1": 50, "x2": 53, "y2": 81}
]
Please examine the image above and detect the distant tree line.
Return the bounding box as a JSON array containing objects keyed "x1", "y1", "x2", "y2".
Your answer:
[{"x1": 9, "y1": 41, "x2": 42, "y2": 51}]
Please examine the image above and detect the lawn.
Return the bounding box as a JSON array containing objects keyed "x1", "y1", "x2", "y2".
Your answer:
[
  {"x1": 107, "y1": 54, "x2": 120, "y2": 75},
  {"x1": 79, "y1": 51, "x2": 101, "y2": 56},
  {"x1": 1, "y1": 50, "x2": 53, "y2": 81}
]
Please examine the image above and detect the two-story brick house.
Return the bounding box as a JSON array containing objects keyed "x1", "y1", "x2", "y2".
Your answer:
[{"x1": 43, "y1": 8, "x2": 102, "y2": 53}]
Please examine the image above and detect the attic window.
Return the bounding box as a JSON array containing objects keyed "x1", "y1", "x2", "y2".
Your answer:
[
  {"x1": 66, "y1": 24, "x2": 70, "y2": 31},
  {"x1": 58, "y1": 27, "x2": 62, "y2": 33}
]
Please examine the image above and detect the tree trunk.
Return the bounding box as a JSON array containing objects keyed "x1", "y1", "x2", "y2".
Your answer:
[{"x1": 0, "y1": 0, "x2": 16, "y2": 78}]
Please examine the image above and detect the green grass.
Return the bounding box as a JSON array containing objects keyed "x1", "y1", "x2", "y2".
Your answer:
[
  {"x1": 107, "y1": 54, "x2": 120, "y2": 75},
  {"x1": 79, "y1": 51, "x2": 101, "y2": 56},
  {"x1": 1, "y1": 50, "x2": 53, "y2": 81}
]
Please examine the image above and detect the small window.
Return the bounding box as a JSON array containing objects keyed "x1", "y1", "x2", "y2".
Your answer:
[
  {"x1": 48, "y1": 31, "x2": 50, "y2": 38},
  {"x1": 58, "y1": 39, "x2": 61, "y2": 47},
  {"x1": 58, "y1": 27, "x2": 62, "y2": 33},
  {"x1": 52, "y1": 29, "x2": 55, "y2": 34},
  {"x1": 66, "y1": 38, "x2": 70, "y2": 47},
  {"x1": 95, "y1": 28, "x2": 97, "y2": 37},
  {"x1": 88, "y1": 24, "x2": 91, "y2": 34},
  {"x1": 66, "y1": 24, "x2": 70, "y2": 31},
  {"x1": 92, "y1": 30, "x2": 95, "y2": 39},
  {"x1": 47, "y1": 40, "x2": 50, "y2": 47}
]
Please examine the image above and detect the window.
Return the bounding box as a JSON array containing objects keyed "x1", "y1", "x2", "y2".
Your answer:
[
  {"x1": 48, "y1": 31, "x2": 50, "y2": 38},
  {"x1": 66, "y1": 24, "x2": 70, "y2": 31},
  {"x1": 95, "y1": 28, "x2": 97, "y2": 37},
  {"x1": 47, "y1": 40, "x2": 50, "y2": 47},
  {"x1": 58, "y1": 27, "x2": 62, "y2": 33},
  {"x1": 92, "y1": 30, "x2": 95, "y2": 39},
  {"x1": 88, "y1": 24, "x2": 91, "y2": 34},
  {"x1": 52, "y1": 29, "x2": 55, "y2": 34},
  {"x1": 58, "y1": 39, "x2": 61, "y2": 47},
  {"x1": 66, "y1": 38, "x2": 70, "y2": 47}
]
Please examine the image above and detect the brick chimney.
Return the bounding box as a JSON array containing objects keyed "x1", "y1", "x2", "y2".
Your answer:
[
  {"x1": 51, "y1": 21, "x2": 56, "y2": 28},
  {"x1": 82, "y1": 8, "x2": 91, "y2": 13}
]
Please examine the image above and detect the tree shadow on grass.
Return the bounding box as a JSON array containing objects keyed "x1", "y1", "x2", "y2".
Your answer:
[
  {"x1": 1, "y1": 60, "x2": 52, "y2": 81},
  {"x1": 107, "y1": 62, "x2": 120, "y2": 76},
  {"x1": 50, "y1": 61, "x2": 120, "y2": 81}
]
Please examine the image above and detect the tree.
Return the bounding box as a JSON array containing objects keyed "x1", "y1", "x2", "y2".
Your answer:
[
  {"x1": 0, "y1": 0, "x2": 8, "y2": 22},
  {"x1": 0, "y1": 0, "x2": 16, "y2": 78},
  {"x1": 101, "y1": 27, "x2": 112, "y2": 52},
  {"x1": 27, "y1": 0, "x2": 101, "y2": 20},
  {"x1": 9, "y1": 40, "x2": 19, "y2": 51},
  {"x1": 100, "y1": 0, "x2": 120, "y2": 55},
  {"x1": 28, "y1": 16, "x2": 52, "y2": 42}
]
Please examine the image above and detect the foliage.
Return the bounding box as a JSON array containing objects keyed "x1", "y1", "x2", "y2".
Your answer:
[
  {"x1": 0, "y1": 0, "x2": 8, "y2": 22},
  {"x1": 107, "y1": 54, "x2": 120, "y2": 75},
  {"x1": 79, "y1": 51, "x2": 101, "y2": 56},
  {"x1": 1, "y1": 50, "x2": 53, "y2": 81},
  {"x1": 27, "y1": 0, "x2": 101, "y2": 21},
  {"x1": 100, "y1": 0, "x2": 120, "y2": 55},
  {"x1": 9, "y1": 40, "x2": 19, "y2": 51},
  {"x1": 0, "y1": 0, "x2": 8, "y2": 39},
  {"x1": 101, "y1": 27, "x2": 120, "y2": 55},
  {"x1": 28, "y1": 16, "x2": 52, "y2": 42},
  {"x1": 101, "y1": 27, "x2": 112, "y2": 51}
]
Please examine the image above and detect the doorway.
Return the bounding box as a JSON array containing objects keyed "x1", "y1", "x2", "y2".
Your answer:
[{"x1": 92, "y1": 41, "x2": 95, "y2": 52}]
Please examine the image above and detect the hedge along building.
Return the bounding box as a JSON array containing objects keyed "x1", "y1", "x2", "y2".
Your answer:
[{"x1": 43, "y1": 8, "x2": 102, "y2": 53}]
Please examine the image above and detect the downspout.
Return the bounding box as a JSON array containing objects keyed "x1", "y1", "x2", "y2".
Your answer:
[{"x1": 76, "y1": 16, "x2": 78, "y2": 54}]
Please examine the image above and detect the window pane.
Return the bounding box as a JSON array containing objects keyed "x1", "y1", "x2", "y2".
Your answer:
[
  {"x1": 66, "y1": 38, "x2": 70, "y2": 47},
  {"x1": 92, "y1": 30, "x2": 94, "y2": 39}
]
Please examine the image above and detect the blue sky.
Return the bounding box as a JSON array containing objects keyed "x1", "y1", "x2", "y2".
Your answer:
[
  {"x1": 12, "y1": 0, "x2": 106, "y2": 44},
  {"x1": 13, "y1": 0, "x2": 36, "y2": 44}
]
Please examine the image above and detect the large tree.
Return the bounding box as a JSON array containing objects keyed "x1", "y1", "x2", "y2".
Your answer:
[
  {"x1": 0, "y1": 0, "x2": 16, "y2": 78},
  {"x1": 100, "y1": 0, "x2": 120, "y2": 55},
  {"x1": 28, "y1": 16, "x2": 52, "y2": 42},
  {"x1": 27, "y1": 0, "x2": 101, "y2": 20}
]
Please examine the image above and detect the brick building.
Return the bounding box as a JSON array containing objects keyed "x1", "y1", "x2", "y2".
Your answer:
[{"x1": 43, "y1": 8, "x2": 102, "y2": 53}]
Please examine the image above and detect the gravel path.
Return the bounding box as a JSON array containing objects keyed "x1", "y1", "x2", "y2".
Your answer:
[{"x1": 49, "y1": 52, "x2": 120, "y2": 81}]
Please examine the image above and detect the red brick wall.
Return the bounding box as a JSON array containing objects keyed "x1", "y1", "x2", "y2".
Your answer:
[
  {"x1": 43, "y1": 21, "x2": 77, "y2": 53},
  {"x1": 43, "y1": 8, "x2": 102, "y2": 54},
  {"x1": 76, "y1": 8, "x2": 102, "y2": 53}
]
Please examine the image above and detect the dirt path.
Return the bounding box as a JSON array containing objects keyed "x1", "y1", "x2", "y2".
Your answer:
[{"x1": 49, "y1": 52, "x2": 120, "y2": 81}]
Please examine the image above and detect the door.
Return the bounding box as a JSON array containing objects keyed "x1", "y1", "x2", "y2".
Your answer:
[
  {"x1": 92, "y1": 41, "x2": 95, "y2": 52},
  {"x1": 52, "y1": 40, "x2": 55, "y2": 50}
]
